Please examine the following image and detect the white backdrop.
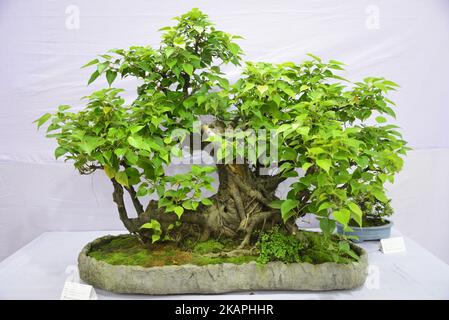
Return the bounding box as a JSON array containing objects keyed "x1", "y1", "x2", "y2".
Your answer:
[{"x1": 1, "y1": 0, "x2": 449, "y2": 263}]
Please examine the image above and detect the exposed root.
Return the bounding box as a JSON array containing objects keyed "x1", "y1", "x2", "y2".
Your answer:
[
  {"x1": 204, "y1": 247, "x2": 259, "y2": 258},
  {"x1": 229, "y1": 172, "x2": 273, "y2": 206},
  {"x1": 228, "y1": 179, "x2": 246, "y2": 220},
  {"x1": 238, "y1": 211, "x2": 275, "y2": 248},
  {"x1": 116, "y1": 156, "x2": 291, "y2": 246}
]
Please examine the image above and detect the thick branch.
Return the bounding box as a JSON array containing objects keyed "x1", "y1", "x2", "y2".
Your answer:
[
  {"x1": 239, "y1": 211, "x2": 274, "y2": 248},
  {"x1": 229, "y1": 172, "x2": 272, "y2": 206},
  {"x1": 111, "y1": 179, "x2": 138, "y2": 234},
  {"x1": 124, "y1": 185, "x2": 144, "y2": 216},
  {"x1": 228, "y1": 179, "x2": 246, "y2": 220},
  {"x1": 144, "y1": 200, "x2": 207, "y2": 226},
  {"x1": 259, "y1": 174, "x2": 287, "y2": 192},
  {"x1": 182, "y1": 73, "x2": 190, "y2": 98}
]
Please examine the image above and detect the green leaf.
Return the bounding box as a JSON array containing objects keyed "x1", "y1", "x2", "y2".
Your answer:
[
  {"x1": 173, "y1": 37, "x2": 186, "y2": 49},
  {"x1": 333, "y1": 208, "x2": 351, "y2": 227},
  {"x1": 228, "y1": 42, "x2": 241, "y2": 55},
  {"x1": 316, "y1": 159, "x2": 331, "y2": 173},
  {"x1": 372, "y1": 189, "x2": 388, "y2": 203},
  {"x1": 269, "y1": 200, "x2": 283, "y2": 209},
  {"x1": 136, "y1": 184, "x2": 148, "y2": 197},
  {"x1": 127, "y1": 136, "x2": 151, "y2": 152},
  {"x1": 339, "y1": 241, "x2": 359, "y2": 260},
  {"x1": 375, "y1": 116, "x2": 387, "y2": 123},
  {"x1": 297, "y1": 126, "x2": 310, "y2": 136},
  {"x1": 106, "y1": 70, "x2": 117, "y2": 86},
  {"x1": 34, "y1": 113, "x2": 52, "y2": 129},
  {"x1": 115, "y1": 171, "x2": 129, "y2": 187},
  {"x1": 348, "y1": 201, "x2": 363, "y2": 227},
  {"x1": 165, "y1": 46, "x2": 175, "y2": 58},
  {"x1": 174, "y1": 206, "x2": 184, "y2": 218},
  {"x1": 306, "y1": 53, "x2": 322, "y2": 62},
  {"x1": 97, "y1": 62, "x2": 109, "y2": 74},
  {"x1": 87, "y1": 71, "x2": 100, "y2": 85},
  {"x1": 276, "y1": 124, "x2": 291, "y2": 135},
  {"x1": 201, "y1": 198, "x2": 213, "y2": 206},
  {"x1": 54, "y1": 147, "x2": 68, "y2": 159},
  {"x1": 243, "y1": 82, "x2": 255, "y2": 92},
  {"x1": 318, "y1": 202, "x2": 333, "y2": 212},
  {"x1": 125, "y1": 151, "x2": 139, "y2": 164},
  {"x1": 281, "y1": 199, "x2": 299, "y2": 222},
  {"x1": 130, "y1": 125, "x2": 145, "y2": 134},
  {"x1": 152, "y1": 234, "x2": 160, "y2": 243},
  {"x1": 81, "y1": 59, "x2": 99, "y2": 68},
  {"x1": 77, "y1": 136, "x2": 104, "y2": 155},
  {"x1": 319, "y1": 217, "x2": 336, "y2": 237},
  {"x1": 58, "y1": 105, "x2": 71, "y2": 111},
  {"x1": 140, "y1": 219, "x2": 161, "y2": 236},
  {"x1": 182, "y1": 200, "x2": 195, "y2": 210},
  {"x1": 104, "y1": 165, "x2": 115, "y2": 179},
  {"x1": 301, "y1": 162, "x2": 313, "y2": 172},
  {"x1": 257, "y1": 85, "x2": 268, "y2": 95},
  {"x1": 348, "y1": 201, "x2": 363, "y2": 218},
  {"x1": 182, "y1": 63, "x2": 194, "y2": 76},
  {"x1": 114, "y1": 148, "x2": 127, "y2": 157}
]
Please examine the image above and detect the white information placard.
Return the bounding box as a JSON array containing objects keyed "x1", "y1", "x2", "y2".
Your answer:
[
  {"x1": 60, "y1": 281, "x2": 98, "y2": 300},
  {"x1": 380, "y1": 237, "x2": 406, "y2": 254}
]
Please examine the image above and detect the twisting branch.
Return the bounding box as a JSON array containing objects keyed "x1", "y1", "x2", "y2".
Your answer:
[
  {"x1": 111, "y1": 178, "x2": 138, "y2": 234},
  {"x1": 181, "y1": 73, "x2": 190, "y2": 98},
  {"x1": 144, "y1": 200, "x2": 207, "y2": 226},
  {"x1": 124, "y1": 185, "x2": 144, "y2": 216},
  {"x1": 238, "y1": 211, "x2": 274, "y2": 248},
  {"x1": 229, "y1": 171, "x2": 272, "y2": 206},
  {"x1": 260, "y1": 174, "x2": 287, "y2": 192},
  {"x1": 228, "y1": 179, "x2": 246, "y2": 221}
]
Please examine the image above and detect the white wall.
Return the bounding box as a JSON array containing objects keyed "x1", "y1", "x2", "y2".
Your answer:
[{"x1": 1, "y1": 0, "x2": 448, "y2": 263}]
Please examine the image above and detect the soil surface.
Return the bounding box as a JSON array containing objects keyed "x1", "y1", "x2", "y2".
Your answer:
[
  {"x1": 88, "y1": 236, "x2": 258, "y2": 267},
  {"x1": 88, "y1": 231, "x2": 360, "y2": 268}
]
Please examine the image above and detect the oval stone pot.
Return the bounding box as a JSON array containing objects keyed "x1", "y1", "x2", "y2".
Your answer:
[
  {"x1": 78, "y1": 235, "x2": 368, "y2": 294},
  {"x1": 336, "y1": 219, "x2": 393, "y2": 242}
]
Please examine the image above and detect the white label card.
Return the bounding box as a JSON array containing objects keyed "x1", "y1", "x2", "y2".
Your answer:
[
  {"x1": 380, "y1": 237, "x2": 406, "y2": 254},
  {"x1": 60, "y1": 281, "x2": 98, "y2": 300}
]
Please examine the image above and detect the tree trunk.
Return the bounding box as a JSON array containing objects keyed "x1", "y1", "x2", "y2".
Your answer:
[
  {"x1": 113, "y1": 163, "x2": 289, "y2": 248},
  {"x1": 110, "y1": 121, "x2": 294, "y2": 247}
]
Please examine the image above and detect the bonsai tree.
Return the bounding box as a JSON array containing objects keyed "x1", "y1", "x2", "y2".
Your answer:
[{"x1": 36, "y1": 8, "x2": 408, "y2": 249}]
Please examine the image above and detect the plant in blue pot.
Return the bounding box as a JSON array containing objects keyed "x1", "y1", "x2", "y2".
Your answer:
[{"x1": 337, "y1": 193, "x2": 395, "y2": 242}]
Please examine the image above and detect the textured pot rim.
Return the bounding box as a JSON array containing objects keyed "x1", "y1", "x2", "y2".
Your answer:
[
  {"x1": 79, "y1": 234, "x2": 368, "y2": 272},
  {"x1": 337, "y1": 219, "x2": 393, "y2": 231}
]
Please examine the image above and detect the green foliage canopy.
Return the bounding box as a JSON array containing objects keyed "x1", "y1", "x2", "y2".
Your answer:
[{"x1": 36, "y1": 8, "x2": 408, "y2": 236}]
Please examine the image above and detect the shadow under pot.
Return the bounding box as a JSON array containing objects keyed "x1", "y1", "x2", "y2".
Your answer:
[{"x1": 336, "y1": 219, "x2": 393, "y2": 242}]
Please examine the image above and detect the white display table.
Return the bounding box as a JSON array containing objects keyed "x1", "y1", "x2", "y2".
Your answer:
[{"x1": 0, "y1": 230, "x2": 448, "y2": 299}]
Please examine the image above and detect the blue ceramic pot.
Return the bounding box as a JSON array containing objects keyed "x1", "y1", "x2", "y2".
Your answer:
[{"x1": 336, "y1": 219, "x2": 393, "y2": 242}]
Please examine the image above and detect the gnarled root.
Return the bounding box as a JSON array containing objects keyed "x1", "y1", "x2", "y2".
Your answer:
[{"x1": 204, "y1": 247, "x2": 259, "y2": 258}]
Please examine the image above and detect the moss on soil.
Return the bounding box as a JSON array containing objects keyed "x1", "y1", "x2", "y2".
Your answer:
[
  {"x1": 88, "y1": 236, "x2": 258, "y2": 267},
  {"x1": 88, "y1": 231, "x2": 361, "y2": 268}
]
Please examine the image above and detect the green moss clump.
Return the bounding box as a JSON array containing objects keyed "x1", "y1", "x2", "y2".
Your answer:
[
  {"x1": 88, "y1": 236, "x2": 151, "y2": 266},
  {"x1": 88, "y1": 236, "x2": 257, "y2": 268},
  {"x1": 88, "y1": 231, "x2": 360, "y2": 268},
  {"x1": 193, "y1": 240, "x2": 224, "y2": 254},
  {"x1": 257, "y1": 227, "x2": 304, "y2": 264}
]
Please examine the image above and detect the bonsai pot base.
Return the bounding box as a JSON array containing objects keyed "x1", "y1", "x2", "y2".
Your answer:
[
  {"x1": 78, "y1": 235, "x2": 369, "y2": 294},
  {"x1": 336, "y1": 220, "x2": 393, "y2": 242}
]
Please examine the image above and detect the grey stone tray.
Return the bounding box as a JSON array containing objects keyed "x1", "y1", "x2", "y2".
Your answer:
[{"x1": 78, "y1": 235, "x2": 368, "y2": 295}]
